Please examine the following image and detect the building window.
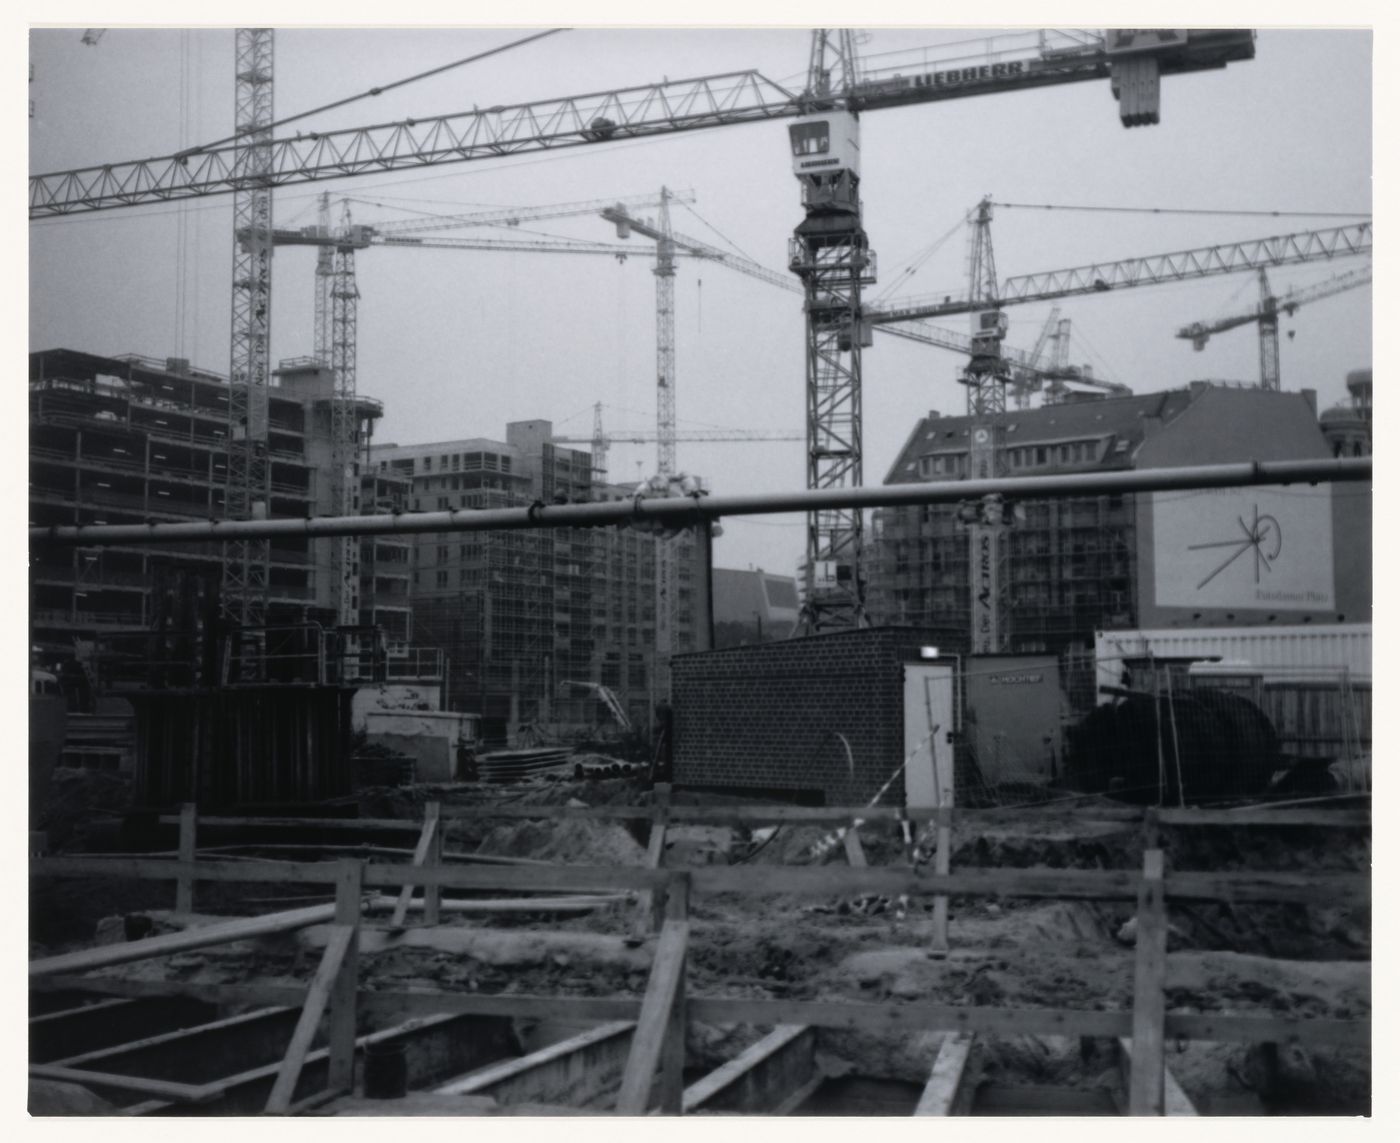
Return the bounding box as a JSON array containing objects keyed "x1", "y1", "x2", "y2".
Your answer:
[{"x1": 423, "y1": 456, "x2": 432, "y2": 472}]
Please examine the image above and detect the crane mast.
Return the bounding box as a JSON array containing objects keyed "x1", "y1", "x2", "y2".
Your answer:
[
  {"x1": 789, "y1": 31, "x2": 874, "y2": 632},
  {"x1": 961, "y1": 198, "x2": 1012, "y2": 653},
  {"x1": 329, "y1": 200, "x2": 362, "y2": 633},
  {"x1": 223, "y1": 28, "x2": 275, "y2": 640}
]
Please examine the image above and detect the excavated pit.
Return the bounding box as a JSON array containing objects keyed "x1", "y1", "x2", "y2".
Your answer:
[{"x1": 30, "y1": 776, "x2": 1371, "y2": 1115}]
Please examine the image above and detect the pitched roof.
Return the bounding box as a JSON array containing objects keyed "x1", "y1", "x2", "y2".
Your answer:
[{"x1": 883, "y1": 388, "x2": 1198, "y2": 484}]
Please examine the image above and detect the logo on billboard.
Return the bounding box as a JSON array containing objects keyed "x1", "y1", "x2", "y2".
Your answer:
[
  {"x1": 1152, "y1": 487, "x2": 1334, "y2": 611},
  {"x1": 1188, "y1": 503, "x2": 1283, "y2": 591}
]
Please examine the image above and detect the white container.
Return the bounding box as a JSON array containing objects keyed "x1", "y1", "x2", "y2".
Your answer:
[{"x1": 1094, "y1": 623, "x2": 1371, "y2": 701}]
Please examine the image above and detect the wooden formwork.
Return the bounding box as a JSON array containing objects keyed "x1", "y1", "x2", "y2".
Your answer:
[{"x1": 29, "y1": 795, "x2": 1370, "y2": 1116}]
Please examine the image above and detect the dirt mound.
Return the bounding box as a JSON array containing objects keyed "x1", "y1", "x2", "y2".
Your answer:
[{"x1": 475, "y1": 818, "x2": 647, "y2": 867}]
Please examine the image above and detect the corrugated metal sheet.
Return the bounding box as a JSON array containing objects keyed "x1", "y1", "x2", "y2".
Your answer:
[
  {"x1": 131, "y1": 686, "x2": 353, "y2": 808},
  {"x1": 1095, "y1": 624, "x2": 1371, "y2": 697}
]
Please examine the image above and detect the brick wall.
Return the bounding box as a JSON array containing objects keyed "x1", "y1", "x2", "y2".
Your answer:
[{"x1": 672, "y1": 628, "x2": 944, "y2": 804}]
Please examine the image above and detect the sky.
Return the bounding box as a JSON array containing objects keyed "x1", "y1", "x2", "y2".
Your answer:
[{"x1": 25, "y1": 15, "x2": 1374, "y2": 584}]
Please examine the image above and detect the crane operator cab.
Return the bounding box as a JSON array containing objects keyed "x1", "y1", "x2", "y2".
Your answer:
[
  {"x1": 790, "y1": 110, "x2": 862, "y2": 218},
  {"x1": 789, "y1": 110, "x2": 861, "y2": 179}
]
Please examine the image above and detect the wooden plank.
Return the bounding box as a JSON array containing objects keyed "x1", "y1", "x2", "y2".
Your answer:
[
  {"x1": 33, "y1": 856, "x2": 344, "y2": 884},
  {"x1": 424, "y1": 803, "x2": 443, "y2": 926},
  {"x1": 327, "y1": 860, "x2": 362, "y2": 1096},
  {"x1": 615, "y1": 920, "x2": 688, "y2": 1115},
  {"x1": 913, "y1": 1032, "x2": 975, "y2": 1115},
  {"x1": 157, "y1": 814, "x2": 424, "y2": 833},
  {"x1": 1164, "y1": 1013, "x2": 1370, "y2": 1048},
  {"x1": 1165, "y1": 871, "x2": 1370, "y2": 906},
  {"x1": 366, "y1": 863, "x2": 667, "y2": 893},
  {"x1": 389, "y1": 803, "x2": 439, "y2": 929},
  {"x1": 175, "y1": 803, "x2": 196, "y2": 914},
  {"x1": 634, "y1": 784, "x2": 670, "y2": 935},
  {"x1": 682, "y1": 1026, "x2": 812, "y2": 1114},
  {"x1": 51, "y1": 1007, "x2": 292, "y2": 1071},
  {"x1": 264, "y1": 925, "x2": 355, "y2": 1114},
  {"x1": 37, "y1": 851, "x2": 1366, "y2": 906},
  {"x1": 366, "y1": 893, "x2": 632, "y2": 915},
  {"x1": 690, "y1": 865, "x2": 1142, "y2": 901},
  {"x1": 929, "y1": 816, "x2": 952, "y2": 955},
  {"x1": 35, "y1": 976, "x2": 645, "y2": 1024},
  {"x1": 436, "y1": 1021, "x2": 635, "y2": 1096},
  {"x1": 322, "y1": 1093, "x2": 612, "y2": 1116},
  {"x1": 28, "y1": 1063, "x2": 220, "y2": 1104},
  {"x1": 29, "y1": 903, "x2": 337, "y2": 977},
  {"x1": 770, "y1": 1073, "x2": 826, "y2": 1116},
  {"x1": 442, "y1": 804, "x2": 652, "y2": 822},
  {"x1": 158, "y1": 803, "x2": 1369, "y2": 831},
  {"x1": 1128, "y1": 848, "x2": 1168, "y2": 1115},
  {"x1": 842, "y1": 828, "x2": 868, "y2": 868},
  {"x1": 659, "y1": 929, "x2": 687, "y2": 1113},
  {"x1": 690, "y1": 999, "x2": 1134, "y2": 1039},
  {"x1": 1158, "y1": 807, "x2": 1370, "y2": 828},
  {"x1": 1117, "y1": 1037, "x2": 1195, "y2": 1115}
]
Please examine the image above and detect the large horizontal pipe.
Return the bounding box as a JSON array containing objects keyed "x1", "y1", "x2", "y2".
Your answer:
[{"x1": 29, "y1": 457, "x2": 1368, "y2": 548}]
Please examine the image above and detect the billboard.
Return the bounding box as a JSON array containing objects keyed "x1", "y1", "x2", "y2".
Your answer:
[{"x1": 1151, "y1": 485, "x2": 1334, "y2": 611}]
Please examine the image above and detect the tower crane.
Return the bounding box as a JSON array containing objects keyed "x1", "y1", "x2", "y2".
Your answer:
[
  {"x1": 223, "y1": 28, "x2": 274, "y2": 639},
  {"x1": 31, "y1": 26, "x2": 1263, "y2": 642},
  {"x1": 1175, "y1": 265, "x2": 1372, "y2": 391}
]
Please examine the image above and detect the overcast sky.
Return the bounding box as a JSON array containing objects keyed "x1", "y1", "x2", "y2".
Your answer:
[{"x1": 26, "y1": 20, "x2": 1372, "y2": 581}]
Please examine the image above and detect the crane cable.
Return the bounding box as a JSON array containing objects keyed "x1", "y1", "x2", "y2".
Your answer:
[
  {"x1": 183, "y1": 28, "x2": 568, "y2": 155},
  {"x1": 992, "y1": 201, "x2": 1371, "y2": 220},
  {"x1": 873, "y1": 212, "x2": 968, "y2": 304}
]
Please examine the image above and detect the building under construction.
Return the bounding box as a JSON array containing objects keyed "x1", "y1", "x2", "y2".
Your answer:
[
  {"x1": 28, "y1": 348, "x2": 413, "y2": 662},
  {"x1": 370, "y1": 421, "x2": 710, "y2": 740},
  {"x1": 867, "y1": 381, "x2": 1371, "y2": 710}
]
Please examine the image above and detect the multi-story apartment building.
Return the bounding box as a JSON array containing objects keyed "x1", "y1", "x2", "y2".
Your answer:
[
  {"x1": 29, "y1": 348, "x2": 397, "y2": 665},
  {"x1": 868, "y1": 381, "x2": 1369, "y2": 708},
  {"x1": 369, "y1": 420, "x2": 710, "y2": 738}
]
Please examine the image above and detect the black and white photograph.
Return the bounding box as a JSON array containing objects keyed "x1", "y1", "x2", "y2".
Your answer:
[{"x1": 24, "y1": 10, "x2": 1373, "y2": 1119}]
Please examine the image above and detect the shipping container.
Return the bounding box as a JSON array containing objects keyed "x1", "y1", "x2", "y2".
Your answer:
[{"x1": 1094, "y1": 624, "x2": 1371, "y2": 700}]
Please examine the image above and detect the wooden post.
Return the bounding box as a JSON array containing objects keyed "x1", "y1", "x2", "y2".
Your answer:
[
  {"x1": 389, "y1": 802, "x2": 441, "y2": 929},
  {"x1": 424, "y1": 801, "x2": 443, "y2": 926},
  {"x1": 264, "y1": 925, "x2": 356, "y2": 1113},
  {"x1": 635, "y1": 783, "x2": 671, "y2": 935},
  {"x1": 842, "y1": 824, "x2": 868, "y2": 867},
  {"x1": 1128, "y1": 846, "x2": 1168, "y2": 1115},
  {"x1": 326, "y1": 859, "x2": 362, "y2": 1097},
  {"x1": 175, "y1": 803, "x2": 196, "y2": 914},
  {"x1": 930, "y1": 805, "x2": 952, "y2": 956},
  {"x1": 616, "y1": 917, "x2": 689, "y2": 1115},
  {"x1": 659, "y1": 876, "x2": 689, "y2": 1113}
]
